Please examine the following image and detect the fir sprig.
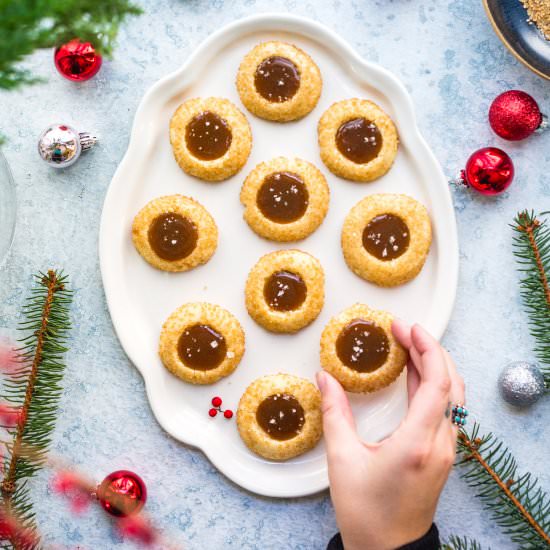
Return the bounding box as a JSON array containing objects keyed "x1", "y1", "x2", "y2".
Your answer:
[
  {"x1": 443, "y1": 535, "x2": 486, "y2": 550},
  {"x1": 457, "y1": 424, "x2": 550, "y2": 549},
  {"x1": 512, "y1": 210, "x2": 550, "y2": 386},
  {"x1": 0, "y1": 0, "x2": 142, "y2": 90},
  {"x1": 0, "y1": 270, "x2": 72, "y2": 549}
]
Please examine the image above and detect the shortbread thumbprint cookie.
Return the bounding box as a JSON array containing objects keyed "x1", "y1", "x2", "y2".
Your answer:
[
  {"x1": 320, "y1": 304, "x2": 407, "y2": 393},
  {"x1": 240, "y1": 157, "x2": 329, "y2": 241},
  {"x1": 169, "y1": 97, "x2": 252, "y2": 181},
  {"x1": 318, "y1": 99, "x2": 398, "y2": 182},
  {"x1": 342, "y1": 193, "x2": 432, "y2": 286},
  {"x1": 245, "y1": 249, "x2": 324, "y2": 333},
  {"x1": 236, "y1": 42, "x2": 322, "y2": 122},
  {"x1": 237, "y1": 374, "x2": 323, "y2": 460},
  {"x1": 159, "y1": 302, "x2": 245, "y2": 384},
  {"x1": 132, "y1": 195, "x2": 218, "y2": 272}
]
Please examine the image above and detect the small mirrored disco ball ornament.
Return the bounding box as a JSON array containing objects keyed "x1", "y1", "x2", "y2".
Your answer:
[
  {"x1": 498, "y1": 361, "x2": 546, "y2": 407},
  {"x1": 38, "y1": 124, "x2": 97, "y2": 168}
]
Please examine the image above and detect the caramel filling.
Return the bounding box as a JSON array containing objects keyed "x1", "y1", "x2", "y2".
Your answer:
[
  {"x1": 336, "y1": 118, "x2": 382, "y2": 164},
  {"x1": 263, "y1": 270, "x2": 307, "y2": 311},
  {"x1": 177, "y1": 324, "x2": 227, "y2": 370},
  {"x1": 185, "y1": 111, "x2": 232, "y2": 160},
  {"x1": 256, "y1": 393, "x2": 305, "y2": 440},
  {"x1": 254, "y1": 56, "x2": 300, "y2": 103},
  {"x1": 362, "y1": 214, "x2": 410, "y2": 261},
  {"x1": 257, "y1": 171, "x2": 309, "y2": 223},
  {"x1": 148, "y1": 212, "x2": 198, "y2": 261},
  {"x1": 336, "y1": 319, "x2": 389, "y2": 372}
]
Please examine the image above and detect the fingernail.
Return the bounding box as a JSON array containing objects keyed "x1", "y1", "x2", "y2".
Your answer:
[{"x1": 316, "y1": 371, "x2": 326, "y2": 392}]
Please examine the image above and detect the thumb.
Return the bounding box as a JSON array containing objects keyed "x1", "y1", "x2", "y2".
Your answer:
[{"x1": 316, "y1": 371, "x2": 359, "y2": 461}]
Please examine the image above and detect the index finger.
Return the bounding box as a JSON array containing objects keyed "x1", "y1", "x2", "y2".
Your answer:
[{"x1": 399, "y1": 324, "x2": 452, "y2": 440}]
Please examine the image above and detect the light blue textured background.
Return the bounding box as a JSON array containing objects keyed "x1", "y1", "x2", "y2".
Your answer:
[{"x1": 1, "y1": 1, "x2": 549, "y2": 548}]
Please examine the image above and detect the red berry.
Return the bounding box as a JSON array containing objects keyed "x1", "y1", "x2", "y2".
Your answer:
[
  {"x1": 223, "y1": 410, "x2": 233, "y2": 419},
  {"x1": 211, "y1": 396, "x2": 222, "y2": 407},
  {"x1": 208, "y1": 408, "x2": 218, "y2": 417}
]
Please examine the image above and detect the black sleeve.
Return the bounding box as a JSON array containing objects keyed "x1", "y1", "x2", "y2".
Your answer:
[{"x1": 326, "y1": 523, "x2": 440, "y2": 550}]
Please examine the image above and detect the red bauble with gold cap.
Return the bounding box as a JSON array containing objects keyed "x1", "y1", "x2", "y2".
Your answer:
[{"x1": 97, "y1": 470, "x2": 147, "y2": 517}]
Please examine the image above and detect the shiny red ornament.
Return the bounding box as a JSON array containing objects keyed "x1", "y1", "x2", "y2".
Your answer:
[
  {"x1": 54, "y1": 39, "x2": 102, "y2": 82},
  {"x1": 459, "y1": 147, "x2": 514, "y2": 196},
  {"x1": 97, "y1": 470, "x2": 146, "y2": 517},
  {"x1": 489, "y1": 90, "x2": 545, "y2": 141}
]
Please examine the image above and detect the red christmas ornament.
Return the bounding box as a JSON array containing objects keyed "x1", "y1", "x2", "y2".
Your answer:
[
  {"x1": 54, "y1": 39, "x2": 102, "y2": 82},
  {"x1": 455, "y1": 147, "x2": 514, "y2": 196},
  {"x1": 489, "y1": 90, "x2": 545, "y2": 141},
  {"x1": 97, "y1": 470, "x2": 146, "y2": 517}
]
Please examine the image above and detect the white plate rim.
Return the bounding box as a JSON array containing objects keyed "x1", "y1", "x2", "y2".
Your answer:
[{"x1": 99, "y1": 13, "x2": 459, "y2": 497}]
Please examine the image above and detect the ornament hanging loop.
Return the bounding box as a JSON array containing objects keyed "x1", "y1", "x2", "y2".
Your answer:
[
  {"x1": 448, "y1": 171, "x2": 469, "y2": 189},
  {"x1": 79, "y1": 132, "x2": 98, "y2": 151},
  {"x1": 535, "y1": 113, "x2": 548, "y2": 135}
]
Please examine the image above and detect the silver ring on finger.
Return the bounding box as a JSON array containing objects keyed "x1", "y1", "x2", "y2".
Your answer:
[{"x1": 450, "y1": 403, "x2": 468, "y2": 427}]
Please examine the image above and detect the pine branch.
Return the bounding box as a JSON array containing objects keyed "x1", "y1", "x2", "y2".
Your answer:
[
  {"x1": 0, "y1": 270, "x2": 72, "y2": 550},
  {"x1": 443, "y1": 535, "x2": 486, "y2": 550},
  {"x1": 0, "y1": 0, "x2": 142, "y2": 90},
  {"x1": 457, "y1": 424, "x2": 550, "y2": 549},
  {"x1": 512, "y1": 210, "x2": 550, "y2": 386}
]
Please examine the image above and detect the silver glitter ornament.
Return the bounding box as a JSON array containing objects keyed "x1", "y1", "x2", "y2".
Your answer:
[
  {"x1": 38, "y1": 124, "x2": 97, "y2": 168},
  {"x1": 498, "y1": 361, "x2": 546, "y2": 407}
]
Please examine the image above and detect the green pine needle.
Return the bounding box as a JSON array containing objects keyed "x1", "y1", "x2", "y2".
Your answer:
[
  {"x1": 443, "y1": 535, "x2": 486, "y2": 550},
  {"x1": 0, "y1": 0, "x2": 142, "y2": 90},
  {"x1": 457, "y1": 424, "x2": 550, "y2": 549},
  {"x1": 511, "y1": 210, "x2": 550, "y2": 387},
  {"x1": 0, "y1": 270, "x2": 72, "y2": 549}
]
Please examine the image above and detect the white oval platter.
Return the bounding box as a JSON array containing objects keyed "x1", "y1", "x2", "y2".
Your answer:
[{"x1": 99, "y1": 14, "x2": 458, "y2": 498}]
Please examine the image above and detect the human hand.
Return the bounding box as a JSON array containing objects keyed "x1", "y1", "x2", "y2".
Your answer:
[{"x1": 317, "y1": 321, "x2": 465, "y2": 550}]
